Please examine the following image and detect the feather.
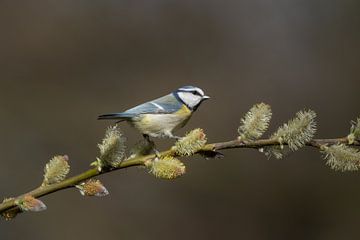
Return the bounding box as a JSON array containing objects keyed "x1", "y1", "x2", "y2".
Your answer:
[
  {"x1": 98, "y1": 93, "x2": 184, "y2": 120},
  {"x1": 98, "y1": 113, "x2": 134, "y2": 120}
]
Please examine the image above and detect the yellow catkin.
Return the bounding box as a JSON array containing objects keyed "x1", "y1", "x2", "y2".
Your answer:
[
  {"x1": 147, "y1": 156, "x2": 186, "y2": 180},
  {"x1": 174, "y1": 128, "x2": 207, "y2": 156}
]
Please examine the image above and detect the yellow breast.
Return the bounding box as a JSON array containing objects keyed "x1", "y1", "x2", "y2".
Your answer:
[
  {"x1": 175, "y1": 104, "x2": 192, "y2": 117},
  {"x1": 131, "y1": 104, "x2": 193, "y2": 137}
]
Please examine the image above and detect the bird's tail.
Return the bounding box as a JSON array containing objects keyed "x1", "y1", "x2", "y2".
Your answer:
[{"x1": 97, "y1": 113, "x2": 133, "y2": 121}]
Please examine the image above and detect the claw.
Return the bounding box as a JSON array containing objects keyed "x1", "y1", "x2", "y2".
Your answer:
[
  {"x1": 164, "y1": 131, "x2": 182, "y2": 140},
  {"x1": 143, "y1": 134, "x2": 161, "y2": 157},
  {"x1": 173, "y1": 136, "x2": 182, "y2": 140},
  {"x1": 154, "y1": 149, "x2": 161, "y2": 158}
]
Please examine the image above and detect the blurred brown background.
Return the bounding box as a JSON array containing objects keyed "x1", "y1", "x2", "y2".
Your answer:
[{"x1": 0, "y1": 1, "x2": 360, "y2": 239}]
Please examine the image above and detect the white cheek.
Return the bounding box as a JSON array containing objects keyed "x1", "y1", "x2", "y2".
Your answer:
[{"x1": 178, "y1": 92, "x2": 202, "y2": 108}]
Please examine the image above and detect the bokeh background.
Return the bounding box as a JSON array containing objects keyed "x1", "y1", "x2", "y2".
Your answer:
[{"x1": 0, "y1": 1, "x2": 360, "y2": 239}]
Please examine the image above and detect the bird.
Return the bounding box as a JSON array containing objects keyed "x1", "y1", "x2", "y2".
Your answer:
[{"x1": 98, "y1": 86, "x2": 210, "y2": 147}]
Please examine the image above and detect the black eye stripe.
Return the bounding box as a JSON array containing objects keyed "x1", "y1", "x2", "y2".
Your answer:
[{"x1": 178, "y1": 89, "x2": 203, "y2": 97}]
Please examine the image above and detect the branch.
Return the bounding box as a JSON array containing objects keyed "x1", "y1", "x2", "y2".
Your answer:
[
  {"x1": 211, "y1": 137, "x2": 360, "y2": 150},
  {"x1": 1, "y1": 137, "x2": 359, "y2": 216},
  {"x1": 1, "y1": 103, "x2": 359, "y2": 220}
]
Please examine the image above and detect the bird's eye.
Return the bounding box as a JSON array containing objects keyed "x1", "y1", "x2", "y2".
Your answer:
[{"x1": 192, "y1": 91, "x2": 200, "y2": 96}]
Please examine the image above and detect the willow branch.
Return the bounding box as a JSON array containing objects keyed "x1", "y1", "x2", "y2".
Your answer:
[
  {"x1": 210, "y1": 137, "x2": 360, "y2": 150},
  {"x1": 1, "y1": 136, "x2": 358, "y2": 215}
]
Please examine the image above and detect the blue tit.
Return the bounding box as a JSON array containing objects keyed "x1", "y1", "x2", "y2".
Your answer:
[{"x1": 98, "y1": 86, "x2": 210, "y2": 142}]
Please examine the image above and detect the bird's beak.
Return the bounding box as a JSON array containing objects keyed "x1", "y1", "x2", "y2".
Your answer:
[{"x1": 202, "y1": 95, "x2": 210, "y2": 100}]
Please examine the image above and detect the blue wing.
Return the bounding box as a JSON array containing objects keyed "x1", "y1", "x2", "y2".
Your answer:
[{"x1": 98, "y1": 93, "x2": 183, "y2": 120}]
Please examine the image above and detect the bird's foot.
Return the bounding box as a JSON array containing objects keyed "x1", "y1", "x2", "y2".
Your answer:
[
  {"x1": 153, "y1": 148, "x2": 161, "y2": 158},
  {"x1": 165, "y1": 132, "x2": 182, "y2": 141},
  {"x1": 172, "y1": 135, "x2": 182, "y2": 140},
  {"x1": 143, "y1": 134, "x2": 161, "y2": 158}
]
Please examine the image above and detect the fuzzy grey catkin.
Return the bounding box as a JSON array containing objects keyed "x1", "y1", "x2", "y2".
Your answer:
[
  {"x1": 348, "y1": 117, "x2": 360, "y2": 144},
  {"x1": 42, "y1": 155, "x2": 70, "y2": 186},
  {"x1": 265, "y1": 110, "x2": 317, "y2": 159},
  {"x1": 238, "y1": 103, "x2": 272, "y2": 140},
  {"x1": 322, "y1": 144, "x2": 360, "y2": 171},
  {"x1": 97, "y1": 125, "x2": 126, "y2": 168}
]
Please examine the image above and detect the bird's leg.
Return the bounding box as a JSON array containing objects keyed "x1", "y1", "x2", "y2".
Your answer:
[
  {"x1": 165, "y1": 132, "x2": 182, "y2": 141},
  {"x1": 143, "y1": 134, "x2": 160, "y2": 157},
  {"x1": 171, "y1": 135, "x2": 182, "y2": 140}
]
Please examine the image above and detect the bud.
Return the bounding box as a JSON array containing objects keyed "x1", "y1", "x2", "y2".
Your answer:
[
  {"x1": 76, "y1": 179, "x2": 109, "y2": 197},
  {"x1": 1, "y1": 209, "x2": 18, "y2": 221},
  {"x1": 1, "y1": 198, "x2": 17, "y2": 220},
  {"x1": 174, "y1": 128, "x2": 207, "y2": 156},
  {"x1": 15, "y1": 195, "x2": 47, "y2": 212},
  {"x1": 146, "y1": 156, "x2": 186, "y2": 180},
  {"x1": 42, "y1": 155, "x2": 70, "y2": 186}
]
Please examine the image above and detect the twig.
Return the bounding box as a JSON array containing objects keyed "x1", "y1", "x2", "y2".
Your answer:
[{"x1": 1, "y1": 136, "x2": 358, "y2": 215}]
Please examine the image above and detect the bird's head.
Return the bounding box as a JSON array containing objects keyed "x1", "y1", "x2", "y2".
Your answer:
[{"x1": 174, "y1": 86, "x2": 210, "y2": 111}]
